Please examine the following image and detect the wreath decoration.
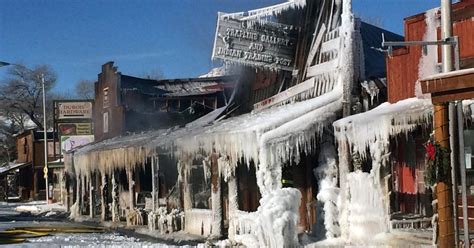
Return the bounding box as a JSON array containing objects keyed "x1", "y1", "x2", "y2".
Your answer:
[{"x1": 424, "y1": 141, "x2": 451, "y2": 186}]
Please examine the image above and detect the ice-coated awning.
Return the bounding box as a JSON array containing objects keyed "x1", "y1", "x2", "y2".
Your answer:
[
  {"x1": 70, "y1": 106, "x2": 228, "y2": 176},
  {"x1": 176, "y1": 87, "x2": 343, "y2": 167},
  {"x1": 333, "y1": 97, "x2": 433, "y2": 158}
]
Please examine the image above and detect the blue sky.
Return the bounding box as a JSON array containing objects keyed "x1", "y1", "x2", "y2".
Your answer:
[{"x1": 0, "y1": 0, "x2": 440, "y2": 93}]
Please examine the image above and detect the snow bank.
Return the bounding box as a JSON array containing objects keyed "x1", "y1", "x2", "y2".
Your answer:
[
  {"x1": 234, "y1": 188, "x2": 302, "y2": 248},
  {"x1": 15, "y1": 202, "x2": 66, "y2": 215}
]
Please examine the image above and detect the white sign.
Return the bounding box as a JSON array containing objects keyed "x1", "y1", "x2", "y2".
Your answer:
[
  {"x1": 61, "y1": 135, "x2": 94, "y2": 152},
  {"x1": 57, "y1": 102, "x2": 93, "y2": 119}
]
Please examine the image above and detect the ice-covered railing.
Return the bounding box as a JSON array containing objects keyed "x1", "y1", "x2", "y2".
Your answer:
[{"x1": 334, "y1": 97, "x2": 433, "y2": 159}]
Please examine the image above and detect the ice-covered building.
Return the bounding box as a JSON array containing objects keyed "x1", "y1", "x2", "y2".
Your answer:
[
  {"x1": 65, "y1": 62, "x2": 236, "y2": 221},
  {"x1": 65, "y1": 0, "x2": 406, "y2": 246},
  {"x1": 334, "y1": 0, "x2": 474, "y2": 245}
]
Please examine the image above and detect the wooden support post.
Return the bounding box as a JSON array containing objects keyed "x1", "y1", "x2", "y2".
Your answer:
[
  {"x1": 101, "y1": 173, "x2": 108, "y2": 221},
  {"x1": 457, "y1": 102, "x2": 470, "y2": 247},
  {"x1": 127, "y1": 168, "x2": 135, "y2": 209},
  {"x1": 111, "y1": 172, "x2": 120, "y2": 222},
  {"x1": 337, "y1": 136, "x2": 352, "y2": 240},
  {"x1": 227, "y1": 174, "x2": 238, "y2": 239},
  {"x1": 33, "y1": 170, "x2": 38, "y2": 200},
  {"x1": 76, "y1": 175, "x2": 81, "y2": 215},
  {"x1": 448, "y1": 102, "x2": 459, "y2": 246},
  {"x1": 81, "y1": 175, "x2": 86, "y2": 215},
  {"x1": 59, "y1": 170, "x2": 64, "y2": 205},
  {"x1": 151, "y1": 156, "x2": 159, "y2": 212},
  {"x1": 89, "y1": 173, "x2": 94, "y2": 218},
  {"x1": 210, "y1": 154, "x2": 222, "y2": 238},
  {"x1": 434, "y1": 103, "x2": 455, "y2": 248},
  {"x1": 181, "y1": 160, "x2": 192, "y2": 211}
]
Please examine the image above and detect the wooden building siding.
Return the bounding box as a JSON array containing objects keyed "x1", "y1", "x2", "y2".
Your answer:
[
  {"x1": 390, "y1": 131, "x2": 433, "y2": 216},
  {"x1": 454, "y1": 18, "x2": 474, "y2": 59},
  {"x1": 16, "y1": 133, "x2": 33, "y2": 164},
  {"x1": 386, "y1": 14, "x2": 426, "y2": 103},
  {"x1": 387, "y1": 0, "x2": 474, "y2": 103}
]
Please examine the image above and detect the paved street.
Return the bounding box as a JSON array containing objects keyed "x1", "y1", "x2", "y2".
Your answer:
[{"x1": 0, "y1": 202, "x2": 195, "y2": 247}]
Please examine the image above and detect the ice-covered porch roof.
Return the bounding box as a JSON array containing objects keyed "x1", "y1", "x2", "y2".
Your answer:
[
  {"x1": 333, "y1": 97, "x2": 433, "y2": 158},
  {"x1": 70, "y1": 107, "x2": 228, "y2": 177},
  {"x1": 176, "y1": 86, "x2": 343, "y2": 167}
]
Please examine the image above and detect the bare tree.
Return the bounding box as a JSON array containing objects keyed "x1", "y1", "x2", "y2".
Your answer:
[
  {"x1": 0, "y1": 64, "x2": 56, "y2": 130},
  {"x1": 0, "y1": 119, "x2": 17, "y2": 164},
  {"x1": 75, "y1": 79, "x2": 95, "y2": 99}
]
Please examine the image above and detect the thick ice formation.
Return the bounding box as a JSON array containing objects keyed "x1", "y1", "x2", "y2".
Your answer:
[
  {"x1": 334, "y1": 97, "x2": 432, "y2": 243},
  {"x1": 148, "y1": 207, "x2": 184, "y2": 234},
  {"x1": 233, "y1": 188, "x2": 302, "y2": 248},
  {"x1": 314, "y1": 142, "x2": 340, "y2": 239},
  {"x1": 185, "y1": 209, "x2": 213, "y2": 236},
  {"x1": 346, "y1": 170, "x2": 388, "y2": 243}
]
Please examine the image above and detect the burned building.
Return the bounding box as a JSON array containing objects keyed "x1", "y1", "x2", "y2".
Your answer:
[
  {"x1": 65, "y1": 0, "x2": 406, "y2": 247},
  {"x1": 94, "y1": 62, "x2": 235, "y2": 142}
]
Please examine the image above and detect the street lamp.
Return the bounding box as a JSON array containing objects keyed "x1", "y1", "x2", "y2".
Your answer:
[{"x1": 0, "y1": 61, "x2": 50, "y2": 204}]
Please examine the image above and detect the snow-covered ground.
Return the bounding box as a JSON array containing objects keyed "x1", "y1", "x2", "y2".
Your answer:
[
  {"x1": 7, "y1": 232, "x2": 194, "y2": 248},
  {"x1": 14, "y1": 200, "x2": 67, "y2": 215},
  {"x1": 0, "y1": 201, "x2": 204, "y2": 248}
]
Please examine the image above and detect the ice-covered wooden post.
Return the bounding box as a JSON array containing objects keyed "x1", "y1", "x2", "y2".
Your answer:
[
  {"x1": 336, "y1": 130, "x2": 352, "y2": 240},
  {"x1": 210, "y1": 153, "x2": 222, "y2": 238},
  {"x1": 227, "y1": 171, "x2": 238, "y2": 239},
  {"x1": 111, "y1": 172, "x2": 120, "y2": 222},
  {"x1": 76, "y1": 175, "x2": 82, "y2": 215},
  {"x1": 179, "y1": 160, "x2": 192, "y2": 211},
  {"x1": 127, "y1": 168, "x2": 135, "y2": 209},
  {"x1": 100, "y1": 173, "x2": 108, "y2": 221},
  {"x1": 151, "y1": 156, "x2": 159, "y2": 211},
  {"x1": 81, "y1": 175, "x2": 86, "y2": 215},
  {"x1": 89, "y1": 173, "x2": 95, "y2": 218}
]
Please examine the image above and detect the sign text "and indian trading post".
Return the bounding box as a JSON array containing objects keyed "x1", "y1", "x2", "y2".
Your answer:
[{"x1": 212, "y1": 16, "x2": 299, "y2": 71}]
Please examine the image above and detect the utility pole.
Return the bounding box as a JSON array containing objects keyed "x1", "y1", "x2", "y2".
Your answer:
[
  {"x1": 42, "y1": 74, "x2": 49, "y2": 204},
  {"x1": 436, "y1": 0, "x2": 455, "y2": 247}
]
